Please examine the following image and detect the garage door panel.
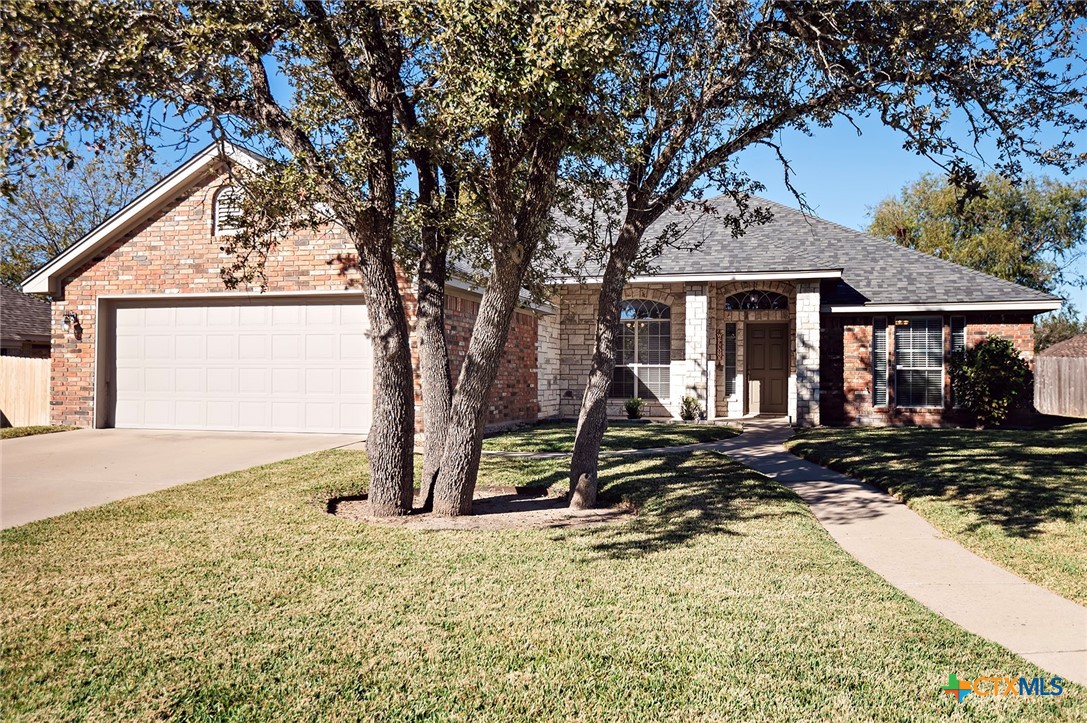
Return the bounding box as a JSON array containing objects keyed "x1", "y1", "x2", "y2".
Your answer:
[
  {"x1": 112, "y1": 299, "x2": 372, "y2": 433},
  {"x1": 144, "y1": 335, "x2": 175, "y2": 360},
  {"x1": 239, "y1": 368, "x2": 270, "y2": 394},
  {"x1": 272, "y1": 335, "x2": 302, "y2": 360}
]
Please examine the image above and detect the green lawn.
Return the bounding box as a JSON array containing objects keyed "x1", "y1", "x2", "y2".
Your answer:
[
  {"x1": 0, "y1": 425, "x2": 78, "y2": 440},
  {"x1": 3, "y1": 450, "x2": 1080, "y2": 720},
  {"x1": 786, "y1": 423, "x2": 1087, "y2": 606},
  {"x1": 482, "y1": 420, "x2": 738, "y2": 453}
]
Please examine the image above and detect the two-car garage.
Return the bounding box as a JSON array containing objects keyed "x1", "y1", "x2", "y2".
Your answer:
[{"x1": 100, "y1": 296, "x2": 373, "y2": 435}]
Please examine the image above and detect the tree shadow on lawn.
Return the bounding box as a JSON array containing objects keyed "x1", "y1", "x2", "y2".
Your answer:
[
  {"x1": 567, "y1": 452, "x2": 803, "y2": 559},
  {"x1": 792, "y1": 425, "x2": 1087, "y2": 540}
]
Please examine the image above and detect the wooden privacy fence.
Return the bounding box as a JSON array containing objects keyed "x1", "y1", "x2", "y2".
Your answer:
[
  {"x1": 0, "y1": 356, "x2": 50, "y2": 427},
  {"x1": 1035, "y1": 356, "x2": 1087, "y2": 419}
]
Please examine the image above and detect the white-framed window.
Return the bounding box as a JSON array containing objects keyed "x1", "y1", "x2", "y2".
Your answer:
[
  {"x1": 610, "y1": 299, "x2": 671, "y2": 401},
  {"x1": 214, "y1": 186, "x2": 244, "y2": 236},
  {"x1": 894, "y1": 316, "x2": 944, "y2": 408}
]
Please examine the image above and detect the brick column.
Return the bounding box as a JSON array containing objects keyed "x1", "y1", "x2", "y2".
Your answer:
[
  {"x1": 794, "y1": 281, "x2": 821, "y2": 426},
  {"x1": 683, "y1": 284, "x2": 709, "y2": 415}
]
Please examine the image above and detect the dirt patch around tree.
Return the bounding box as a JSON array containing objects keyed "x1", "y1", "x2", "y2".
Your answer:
[{"x1": 330, "y1": 487, "x2": 634, "y2": 531}]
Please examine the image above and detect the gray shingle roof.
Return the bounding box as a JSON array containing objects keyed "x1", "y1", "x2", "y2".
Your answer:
[
  {"x1": 0, "y1": 286, "x2": 51, "y2": 342},
  {"x1": 1039, "y1": 333, "x2": 1087, "y2": 358},
  {"x1": 552, "y1": 195, "x2": 1060, "y2": 308}
]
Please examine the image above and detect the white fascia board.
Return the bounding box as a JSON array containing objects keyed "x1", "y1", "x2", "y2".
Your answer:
[
  {"x1": 822, "y1": 300, "x2": 1062, "y2": 313},
  {"x1": 22, "y1": 143, "x2": 263, "y2": 295},
  {"x1": 552, "y1": 269, "x2": 843, "y2": 285}
]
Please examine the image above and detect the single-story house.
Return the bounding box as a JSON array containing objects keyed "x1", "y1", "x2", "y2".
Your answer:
[
  {"x1": 1, "y1": 285, "x2": 51, "y2": 358},
  {"x1": 22, "y1": 144, "x2": 1061, "y2": 433}
]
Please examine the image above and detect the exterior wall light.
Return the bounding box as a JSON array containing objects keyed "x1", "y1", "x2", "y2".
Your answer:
[{"x1": 62, "y1": 311, "x2": 81, "y2": 339}]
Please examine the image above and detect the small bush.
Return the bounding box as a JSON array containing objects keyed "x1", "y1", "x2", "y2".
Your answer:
[
  {"x1": 624, "y1": 397, "x2": 645, "y2": 419},
  {"x1": 948, "y1": 335, "x2": 1032, "y2": 428},
  {"x1": 680, "y1": 395, "x2": 704, "y2": 421}
]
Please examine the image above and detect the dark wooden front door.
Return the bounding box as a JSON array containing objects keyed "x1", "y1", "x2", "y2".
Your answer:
[{"x1": 747, "y1": 323, "x2": 788, "y2": 414}]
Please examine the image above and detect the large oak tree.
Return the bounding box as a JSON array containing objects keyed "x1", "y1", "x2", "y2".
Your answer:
[{"x1": 565, "y1": 0, "x2": 1087, "y2": 500}]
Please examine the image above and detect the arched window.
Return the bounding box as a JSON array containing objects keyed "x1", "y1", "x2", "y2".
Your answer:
[
  {"x1": 724, "y1": 290, "x2": 788, "y2": 311},
  {"x1": 214, "y1": 186, "x2": 244, "y2": 236},
  {"x1": 610, "y1": 300, "x2": 671, "y2": 401}
]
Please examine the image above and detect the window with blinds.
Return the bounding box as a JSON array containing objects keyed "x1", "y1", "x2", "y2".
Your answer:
[
  {"x1": 610, "y1": 300, "x2": 672, "y2": 401},
  {"x1": 872, "y1": 317, "x2": 888, "y2": 407},
  {"x1": 895, "y1": 316, "x2": 944, "y2": 408},
  {"x1": 724, "y1": 323, "x2": 737, "y2": 397}
]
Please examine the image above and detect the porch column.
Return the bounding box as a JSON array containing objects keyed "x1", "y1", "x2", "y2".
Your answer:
[
  {"x1": 794, "y1": 281, "x2": 821, "y2": 426},
  {"x1": 683, "y1": 283, "x2": 709, "y2": 415}
]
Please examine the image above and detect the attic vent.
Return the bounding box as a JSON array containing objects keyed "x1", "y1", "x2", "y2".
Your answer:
[{"x1": 214, "y1": 186, "x2": 244, "y2": 236}]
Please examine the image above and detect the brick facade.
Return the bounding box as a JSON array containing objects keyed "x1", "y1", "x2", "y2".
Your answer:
[
  {"x1": 46, "y1": 161, "x2": 1043, "y2": 432},
  {"x1": 820, "y1": 312, "x2": 1035, "y2": 426},
  {"x1": 50, "y1": 168, "x2": 540, "y2": 430}
]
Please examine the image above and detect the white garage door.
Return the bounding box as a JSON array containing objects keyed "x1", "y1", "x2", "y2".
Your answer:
[{"x1": 112, "y1": 299, "x2": 372, "y2": 434}]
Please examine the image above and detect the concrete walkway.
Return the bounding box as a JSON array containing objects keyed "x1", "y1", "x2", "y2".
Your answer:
[
  {"x1": 713, "y1": 420, "x2": 1087, "y2": 687},
  {"x1": 1, "y1": 429, "x2": 362, "y2": 529}
]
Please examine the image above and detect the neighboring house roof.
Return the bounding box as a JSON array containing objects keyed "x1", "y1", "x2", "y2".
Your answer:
[
  {"x1": 0, "y1": 286, "x2": 51, "y2": 342},
  {"x1": 1039, "y1": 334, "x2": 1087, "y2": 358},
  {"x1": 552, "y1": 195, "x2": 1061, "y2": 313}
]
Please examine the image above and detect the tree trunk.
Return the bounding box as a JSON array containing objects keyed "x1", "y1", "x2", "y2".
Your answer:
[
  {"x1": 569, "y1": 218, "x2": 646, "y2": 498},
  {"x1": 359, "y1": 250, "x2": 416, "y2": 517},
  {"x1": 430, "y1": 136, "x2": 563, "y2": 516},
  {"x1": 431, "y1": 256, "x2": 525, "y2": 516},
  {"x1": 415, "y1": 238, "x2": 452, "y2": 511}
]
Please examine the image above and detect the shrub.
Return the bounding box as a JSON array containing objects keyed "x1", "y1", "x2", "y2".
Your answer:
[
  {"x1": 948, "y1": 335, "x2": 1032, "y2": 428},
  {"x1": 624, "y1": 397, "x2": 645, "y2": 419},
  {"x1": 680, "y1": 395, "x2": 704, "y2": 421}
]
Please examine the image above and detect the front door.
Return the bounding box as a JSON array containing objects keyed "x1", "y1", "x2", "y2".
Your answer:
[{"x1": 747, "y1": 323, "x2": 788, "y2": 414}]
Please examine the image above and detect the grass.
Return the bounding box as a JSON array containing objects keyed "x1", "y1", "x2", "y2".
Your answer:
[
  {"x1": 482, "y1": 419, "x2": 738, "y2": 453},
  {"x1": 786, "y1": 423, "x2": 1087, "y2": 606},
  {"x1": 2, "y1": 450, "x2": 1081, "y2": 720},
  {"x1": 0, "y1": 425, "x2": 78, "y2": 440}
]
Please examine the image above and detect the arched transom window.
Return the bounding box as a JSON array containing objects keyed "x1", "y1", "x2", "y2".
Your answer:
[
  {"x1": 610, "y1": 299, "x2": 671, "y2": 401},
  {"x1": 724, "y1": 289, "x2": 788, "y2": 311},
  {"x1": 214, "y1": 186, "x2": 245, "y2": 236}
]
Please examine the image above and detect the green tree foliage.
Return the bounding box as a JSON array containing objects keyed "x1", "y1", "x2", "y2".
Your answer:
[
  {"x1": 1035, "y1": 307, "x2": 1087, "y2": 352},
  {"x1": 869, "y1": 174, "x2": 1087, "y2": 294},
  {"x1": 0, "y1": 0, "x2": 636, "y2": 516},
  {"x1": 0, "y1": 149, "x2": 160, "y2": 289},
  {"x1": 949, "y1": 336, "x2": 1032, "y2": 428}
]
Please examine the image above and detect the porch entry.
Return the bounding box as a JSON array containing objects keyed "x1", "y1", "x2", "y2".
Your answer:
[{"x1": 746, "y1": 323, "x2": 788, "y2": 414}]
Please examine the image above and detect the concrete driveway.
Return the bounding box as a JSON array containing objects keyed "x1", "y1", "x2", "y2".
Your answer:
[{"x1": 1, "y1": 429, "x2": 363, "y2": 529}]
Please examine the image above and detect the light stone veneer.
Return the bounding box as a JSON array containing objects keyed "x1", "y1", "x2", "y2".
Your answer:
[
  {"x1": 536, "y1": 307, "x2": 562, "y2": 418},
  {"x1": 794, "y1": 281, "x2": 821, "y2": 426},
  {"x1": 550, "y1": 278, "x2": 819, "y2": 424}
]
